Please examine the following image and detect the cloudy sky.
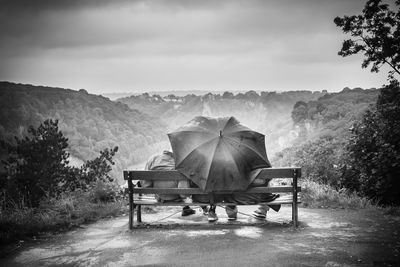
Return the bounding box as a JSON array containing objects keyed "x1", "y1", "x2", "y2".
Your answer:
[{"x1": 0, "y1": 0, "x2": 391, "y2": 94}]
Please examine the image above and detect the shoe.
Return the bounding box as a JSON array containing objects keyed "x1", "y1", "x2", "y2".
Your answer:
[
  {"x1": 226, "y1": 206, "x2": 238, "y2": 221},
  {"x1": 201, "y1": 206, "x2": 209, "y2": 215},
  {"x1": 228, "y1": 214, "x2": 237, "y2": 221},
  {"x1": 208, "y1": 211, "x2": 218, "y2": 222},
  {"x1": 182, "y1": 208, "x2": 196, "y2": 216},
  {"x1": 252, "y1": 210, "x2": 267, "y2": 220}
]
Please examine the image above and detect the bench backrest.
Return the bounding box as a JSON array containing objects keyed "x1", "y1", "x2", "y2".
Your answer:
[{"x1": 123, "y1": 167, "x2": 301, "y2": 194}]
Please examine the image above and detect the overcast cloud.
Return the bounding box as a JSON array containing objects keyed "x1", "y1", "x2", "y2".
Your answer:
[{"x1": 0, "y1": 0, "x2": 391, "y2": 93}]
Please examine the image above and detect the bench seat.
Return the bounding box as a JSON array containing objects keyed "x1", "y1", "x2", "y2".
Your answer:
[
  {"x1": 124, "y1": 167, "x2": 301, "y2": 229},
  {"x1": 133, "y1": 194, "x2": 301, "y2": 206}
]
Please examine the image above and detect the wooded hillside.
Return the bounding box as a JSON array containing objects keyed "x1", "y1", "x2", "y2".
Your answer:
[
  {"x1": 117, "y1": 90, "x2": 326, "y2": 157},
  {"x1": 0, "y1": 82, "x2": 169, "y2": 181}
]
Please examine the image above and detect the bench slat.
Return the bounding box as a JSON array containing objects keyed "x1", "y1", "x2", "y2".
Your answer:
[
  {"x1": 132, "y1": 186, "x2": 301, "y2": 194},
  {"x1": 124, "y1": 170, "x2": 187, "y2": 180},
  {"x1": 133, "y1": 194, "x2": 301, "y2": 205},
  {"x1": 256, "y1": 168, "x2": 301, "y2": 179},
  {"x1": 124, "y1": 167, "x2": 301, "y2": 181}
]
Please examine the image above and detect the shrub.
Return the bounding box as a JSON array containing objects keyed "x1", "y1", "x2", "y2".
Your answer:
[
  {"x1": 0, "y1": 190, "x2": 127, "y2": 245},
  {"x1": 346, "y1": 81, "x2": 400, "y2": 204},
  {"x1": 1, "y1": 119, "x2": 120, "y2": 208},
  {"x1": 301, "y1": 179, "x2": 372, "y2": 209}
]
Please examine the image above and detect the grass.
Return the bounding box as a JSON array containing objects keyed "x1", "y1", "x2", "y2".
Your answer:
[
  {"x1": 0, "y1": 190, "x2": 128, "y2": 247},
  {"x1": 300, "y1": 179, "x2": 373, "y2": 209}
]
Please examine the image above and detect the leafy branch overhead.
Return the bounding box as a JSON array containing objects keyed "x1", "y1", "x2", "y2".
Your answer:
[{"x1": 334, "y1": 0, "x2": 400, "y2": 78}]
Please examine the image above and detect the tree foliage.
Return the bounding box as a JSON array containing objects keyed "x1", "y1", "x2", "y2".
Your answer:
[
  {"x1": 334, "y1": 0, "x2": 400, "y2": 78},
  {"x1": 346, "y1": 81, "x2": 400, "y2": 204},
  {"x1": 81, "y1": 146, "x2": 118, "y2": 185},
  {"x1": 276, "y1": 136, "x2": 347, "y2": 189},
  {"x1": 1, "y1": 120, "x2": 119, "y2": 208},
  {"x1": 291, "y1": 101, "x2": 309, "y2": 125},
  {"x1": 0, "y1": 82, "x2": 168, "y2": 183},
  {"x1": 275, "y1": 88, "x2": 380, "y2": 191},
  {"x1": 1, "y1": 119, "x2": 70, "y2": 207}
]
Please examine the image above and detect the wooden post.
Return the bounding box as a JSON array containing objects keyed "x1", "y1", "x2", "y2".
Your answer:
[
  {"x1": 137, "y1": 181, "x2": 142, "y2": 223},
  {"x1": 127, "y1": 172, "x2": 134, "y2": 230},
  {"x1": 292, "y1": 168, "x2": 299, "y2": 228}
]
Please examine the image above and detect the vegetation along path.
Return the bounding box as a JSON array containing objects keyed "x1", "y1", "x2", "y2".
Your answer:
[{"x1": 1, "y1": 206, "x2": 399, "y2": 266}]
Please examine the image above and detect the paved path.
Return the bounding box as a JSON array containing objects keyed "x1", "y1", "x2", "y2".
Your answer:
[{"x1": 1, "y1": 206, "x2": 400, "y2": 266}]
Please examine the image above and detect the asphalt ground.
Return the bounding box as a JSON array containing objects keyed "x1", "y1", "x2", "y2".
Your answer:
[{"x1": 1, "y1": 206, "x2": 399, "y2": 266}]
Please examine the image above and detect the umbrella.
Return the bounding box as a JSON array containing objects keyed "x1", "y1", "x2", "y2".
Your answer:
[{"x1": 167, "y1": 116, "x2": 271, "y2": 192}]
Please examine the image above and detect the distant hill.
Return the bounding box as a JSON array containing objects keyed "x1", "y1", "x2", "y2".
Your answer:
[
  {"x1": 0, "y1": 82, "x2": 169, "y2": 182},
  {"x1": 117, "y1": 90, "x2": 327, "y2": 158},
  {"x1": 291, "y1": 87, "x2": 380, "y2": 141},
  {"x1": 1, "y1": 81, "x2": 378, "y2": 183},
  {"x1": 102, "y1": 89, "x2": 254, "y2": 99},
  {"x1": 273, "y1": 87, "x2": 380, "y2": 178}
]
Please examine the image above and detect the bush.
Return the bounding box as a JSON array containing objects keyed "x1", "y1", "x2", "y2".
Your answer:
[
  {"x1": 301, "y1": 179, "x2": 372, "y2": 209},
  {"x1": 89, "y1": 181, "x2": 120, "y2": 203},
  {"x1": 1, "y1": 119, "x2": 120, "y2": 208},
  {"x1": 346, "y1": 81, "x2": 400, "y2": 204},
  {"x1": 1, "y1": 119, "x2": 70, "y2": 207},
  {"x1": 0, "y1": 189, "x2": 127, "y2": 245}
]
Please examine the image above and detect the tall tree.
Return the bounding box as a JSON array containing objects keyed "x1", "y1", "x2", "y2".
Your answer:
[
  {"x1": 334, "y1": 0, "x2": 400, "y2": 204},
  {"x1": 1, "y1": 119, "x2": 70, "y2": 207},
  {"x1": 334, "y1": 0, "x2": 400, "y2": 79},
  {"x1": 347, "y1": 81, "x2": 400, "y2": 204}
]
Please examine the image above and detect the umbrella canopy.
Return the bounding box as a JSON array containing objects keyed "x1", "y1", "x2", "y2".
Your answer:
[{"x1": 168, "y1": 116, "x2": 271, "y2": 192}]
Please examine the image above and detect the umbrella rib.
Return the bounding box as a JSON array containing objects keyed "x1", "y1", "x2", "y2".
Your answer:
[
  {"x1": 175, "y1": 137, "x2": 217, "y2": 169},
  {"x1": 204, "y1": 137, "x2": 239, "y2": 190},
  {"x1": 224, "y1": 136, "x2": 268, "y2": 162},
  {"x1": 224, "y1": 129, "x2": 261, "y2": 136},
  {"x1": 206, "y1": 138, "x2": 220, "y2": 184},
  {"x1": 221, "y1": 117, "x2": 235, "y2": 132},
  {"x1": 169, "y1": 130, "x2": 215, "y2": 136}
]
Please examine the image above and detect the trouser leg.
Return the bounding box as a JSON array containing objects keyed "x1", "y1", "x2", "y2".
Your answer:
[
  {"x1": 225, "y1": 205, "x2": 238, "y2": 218},
  {"x1": 257, "y1": 204, "x2": 270, "y2": 214}
]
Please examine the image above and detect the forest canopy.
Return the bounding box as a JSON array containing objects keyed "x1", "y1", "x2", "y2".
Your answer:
[{"x1": 0, "y1": 82, "x2": 169, "y2": 182}]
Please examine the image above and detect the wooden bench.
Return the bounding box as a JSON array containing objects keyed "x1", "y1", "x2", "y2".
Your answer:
[{"x1": 123, "y1": 167, "x2": 301, "y2": 229}]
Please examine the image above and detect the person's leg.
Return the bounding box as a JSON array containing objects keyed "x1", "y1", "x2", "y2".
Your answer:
[
  {"x1": 191, "y1": 195, "x2": 210, "y2": 215},
  {"x1": 208, "y1": 204, "x2": 218, "y2": 222},
  {"x1": 201, "y1": 205, "x2": 209, "y2": 215},
  {"x1": 225, "y1": 205, "x2": 238, "y2": 220},
  {"x1": 252, "y1": 204, "x2": 269, "y2": 220}
]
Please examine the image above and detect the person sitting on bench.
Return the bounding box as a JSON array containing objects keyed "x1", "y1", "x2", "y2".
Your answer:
[
  {"x1": 249, "y1": 177, "x2": 281, "y2": 220},
  {"x1": 141, "y1": 150, "x2": 197, "y2": 216},
  {"x1": 198, "y1": 169, "x2": 281, "y2": 222}
]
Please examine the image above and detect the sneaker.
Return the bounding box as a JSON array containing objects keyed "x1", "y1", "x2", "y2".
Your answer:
[
  {"x1": 228, "y1": 214, "x2": 237, "y2": 221},
  {"x1": 201, "y1": 206, "x2": 209, "y2": 215},
  {"x1": 182, "y1": 207, "x2": 196, "y2": 217},
  {"x1": 252, "y1": 210, "x2": 267, "y2": 220},
  {"x1": 208, "y1": 211, "x2": 218, "y2": 222},
  {"x1": 226, "y1": 206, "x2": 238, "y2": 221}
]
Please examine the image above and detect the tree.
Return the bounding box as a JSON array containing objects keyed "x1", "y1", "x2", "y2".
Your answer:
[
  {"x1": 81, "y1": 146, "x2": 119, "y2": 186},
  {"x1": 1, "y1": 119, "x2": 70, "y2": 207},
  {"x1": 334, "y1": 0, "x2": 400, "y2": 204},
  {"x1": 222, "y1": 91, "x2": 234, "y2": 99},
  {"x1": 1, "y1": 119, "x2": 120, "y2": 208},
  {"x1": 291, "y1": 101, "x2": 309, "y2": 124},
  {"x1": 334, "y1": 0, "x2": 400, "y2": 78},
  {"x1": 347, "y1": 81, "x2": 400, "y2": 204}
]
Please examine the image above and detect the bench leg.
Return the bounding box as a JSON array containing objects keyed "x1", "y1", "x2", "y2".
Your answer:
[
  {"x1": 128, "y1": 178, "x2": 134, "y2": 230},
  {"x1": 292, "y1": 201, "x2": 298, "y2": 228},
  {"x1": 129, "y1": 203, "x2": 135, "y2": 230},
  {"x1": 292, "y1": 168, "x2": 299, "y2": 228},
  {"x1": 137, "y1": 205, "x2": 142, "y2": 223}
]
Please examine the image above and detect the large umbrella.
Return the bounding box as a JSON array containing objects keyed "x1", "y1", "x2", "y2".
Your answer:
[{"x1": 168, "y1": 116, "x2": 271, "y2": 192}]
